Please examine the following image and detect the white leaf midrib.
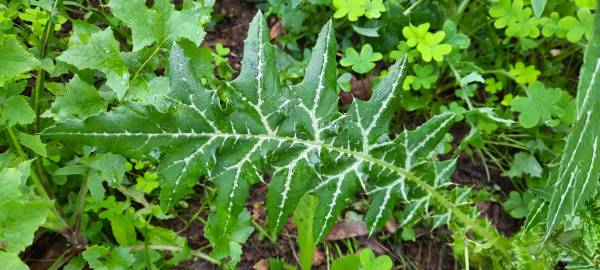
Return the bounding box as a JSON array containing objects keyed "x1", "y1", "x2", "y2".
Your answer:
[
  {"x1": 46, "y1": 116, "x2": 456, "y2": 229},
  {"x1": 45, "y1": 130, "x2": 420, "y2": 184}
]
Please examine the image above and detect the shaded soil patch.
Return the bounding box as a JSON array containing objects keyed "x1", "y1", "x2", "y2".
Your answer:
[{"x1": 202, "y1": 0, "x2": 257, "y2": 71}]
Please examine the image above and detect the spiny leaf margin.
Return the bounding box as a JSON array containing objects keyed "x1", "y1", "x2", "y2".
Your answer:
[{"x1": 42, "y1": 11, "x2": 503, "y2": 261}]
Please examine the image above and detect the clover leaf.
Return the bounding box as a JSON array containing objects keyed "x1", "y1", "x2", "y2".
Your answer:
[
  {"x1": 333, "y1": 0, "x2": 366, "y2": 21},
  {"x1": 363, "y1": 0, "x2": 386, "y2": 19},
  {"x1": 402, "y1": 23, "x2": 430, "y2": 47},
  {"x1": 575, "y1": 0, "x2": 597, "y2": 9},
  {"x1": 403, "y1": 64, "x2": 437, "y2": 90},
  {"x1": 510, "y1": 82, "x2": 566, "y2": 128},
  {"x1": 416, "y1": 31, "x2": 452, "y2": 62},
  {"x1": 484, "y1": 77, "x2": 503, "y2": 94},
  {"x1": 136, "y1": 172, "x2": 159, "y2": 193},
  {"x1": 489, "y1": 0, "x2": 530, "y2": 29},
  {"x1": 502, "y1": 191, "x2": 535, "y2": 219},
  {"x1": 442, "y1": 20, "x2": 471, "y2": 49},
  {"x1": 389, "y1": 41, "x2": 419, "y2": 63},
  {"x1": 490, "y1": 0, "x2": 541, "y2": 38},
  {"x1": 510, "y1": 61, "x2": 540, "y2": 84},
  {"x1": 539, "y1": 12, "x2": 562, "y2": 37},
  {"x1": 557, "y1": 8, "x2": 594, "y2": 43},
  {"x1": 340, "y1": 44, "x2": 382, "y2": 74},
  {"x1": 440, "y1": 102, "x2": 466, "y2": 121},
  {"x1": 505, "y1": 15, "x2": 540, "y2": 38},
  {"x1": 502, "y1": 152, "x2": 543, "y2": 179},
  {"x1": 501, "y1": 94, "x2": 513, "y2": 106},
  {"x1": 359, "y1": 249, "x2": 393, "y2": 270}
]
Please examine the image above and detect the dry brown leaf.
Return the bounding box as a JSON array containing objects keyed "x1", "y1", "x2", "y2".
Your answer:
[
  {"x1": 325, "y1": 220, "x2": 368, "y2": 241},
  {"x1": 253, "y1": 259, "x2": 269, "y2": 270},
  {"x1": 312, "y1": 249, "x2": 324, "y2": 266},
  {"x1": 269, "y1": 20, "x2": 284, "y2": 41}
]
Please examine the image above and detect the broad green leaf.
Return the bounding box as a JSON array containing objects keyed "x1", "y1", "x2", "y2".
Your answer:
[
  {"x1": 205, "y1": 209, "x2": 253, "y2": 267},
  {"x1": 331, "y1": 254, "x2": 360, "y2": 270},
  {"x1": 0, "y1": 166, "x2": 52, "y2": 253},
  {"x1": 64, "y1": 256, "x2": 86, "y2": 270},
  {"x1": 43, "y1": 13, "x2": 474, "y2": 265},
  {"x1": 575, "y1": 0, "x2": 597, "y2": 9},
  {"x1": 269, "y1": 259, "x2": 298, "y2": 270},
  {"x1": 126, "y1": 77, "x2": 171, "y2": 112},
  {"x1": 1, "y1": 95, "x2": 36, "y2": 126},
  {"x1": 293, "y1": 195, "x2": 319, "y2": 270},
  {"x1": 0, "y1": 36, "x2": 39, "y2": 87},
  {"x1": 0, "y1": 252, "x2": 29, "y2": 270},
  {"x1": 108, "y1": 209, "x2": 137, "y2": 246},
  {"x1": 87, "y1": 153, "x2": 127, "y2": 187},
  {"x1": 53, "y1": 165, "x2": 88, "y2": 176},
  {"x1": 352, "y1": 25, "x2": 381, "y2": 37},
  {"x1": 108, "y1": 0, "x2": 213, "y2": 51},
  {"x1": 51, "y1": 75, "x2": 107, "y2": 120},
  {"x1": 16, "y1": 131, "x2": 48, "y2": 157},
  {"x1": 502, "y1": 152, "x2": 542, "y2": 179},
  {"x1": 531, "y1": 0, "x2": 546, "y2": 17},
  {"x1": 57, "y1": 29, "x2": 130, "y2": 100},
  {"x1": 545, "y1": 7, "x2": 600, "y2": 237},
  {"x1": 82, "y1": 246, "x2": 136, "y2": 270}
]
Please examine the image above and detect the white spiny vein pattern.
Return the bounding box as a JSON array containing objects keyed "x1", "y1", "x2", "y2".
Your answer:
[
  {"x1": 540, "y1": 14, "x2": 600, "y2": 238},
  {"x1": 577, "y1": 57, "x2": 600, "y2": 120},
  {"x1": 43, "y1": 14, "x2": 461, "y2": 249}
]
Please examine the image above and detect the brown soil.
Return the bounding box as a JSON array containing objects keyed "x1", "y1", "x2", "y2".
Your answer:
[{"x1": 202, "y1": 0, "x2": 257, "y2": 71}]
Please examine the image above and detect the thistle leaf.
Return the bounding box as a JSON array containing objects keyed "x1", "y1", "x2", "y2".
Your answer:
[
  {"x1": 545, "y1": 7, "x2": 600, "y2": 237},
  {"x1": 43, "y1": 12, "x2": 479, "y2": 264}
]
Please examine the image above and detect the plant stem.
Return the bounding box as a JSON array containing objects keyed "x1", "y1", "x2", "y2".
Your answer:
[
  {"x1": 32, "y1": 0, "x2": 60, "y2": 131},
  {"x1": 129, "y1": 245, "x2": 220, "y2": 264},
  {"x1": 7, "y1": 127, "x2": 49, "y2": 198},
  {"x1": 483, "y1": 140, "x2": 528, "y2": 150},
  {"x1": 71, "y1": 178, "x2": 89, "y2": 232},
  {"x1": 47, "y1": 246, "x2": 80, "y2": 270},
  {"x1": 454, "y1": 0, "x2": 471, "y2": 20},
  {"x1": 403, "y1": 0, "x2": 424, "y2": 16},
  {"x1": 117, "y1": 186, "x2": 151, "y2": 208},
  {"x1": 133, "y1": 39, "x2": 167, "y2": 79},
  {"x1": 31, "y1": 0, "x2": 61, "y2": 199},
  {"x1": 252, "y1": 219, "x2": 277, "y2": 244},
  {"x1": 7, "y1": 127, "x2": 73, "y2": 233},
  {"x1": 482, "y1": 69, "x2": 527, "y2": 91}
]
